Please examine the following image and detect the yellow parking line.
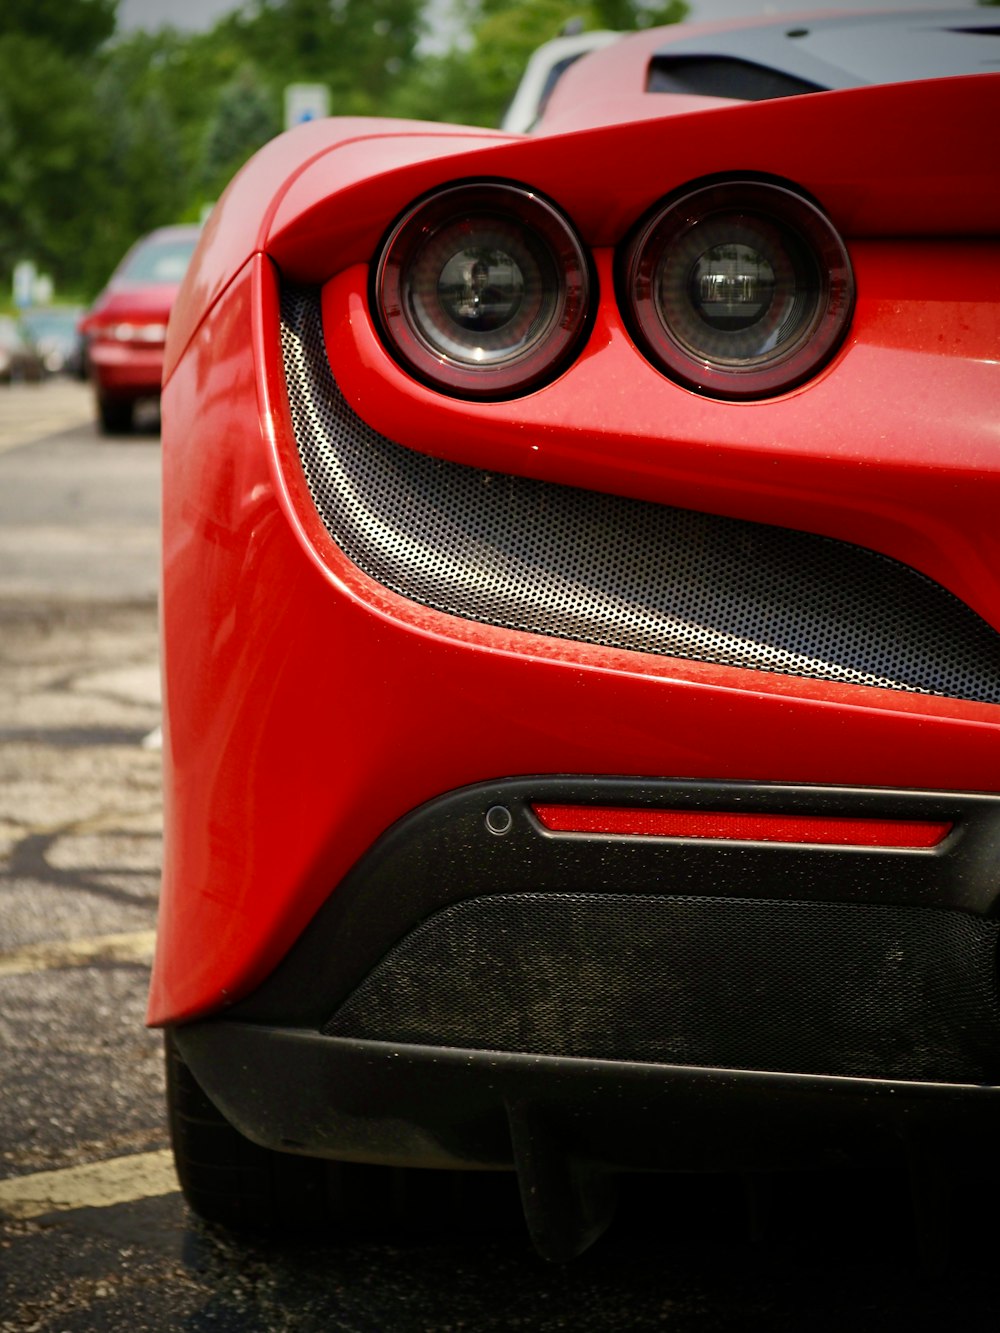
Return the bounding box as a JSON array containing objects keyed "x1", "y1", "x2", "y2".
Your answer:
[
  {"x1": 0, "y1": 1150, "x2": 177, "y2": 1220},
  {"x1": 0, "y1": 929, "x2": 157, "y2": 976}
]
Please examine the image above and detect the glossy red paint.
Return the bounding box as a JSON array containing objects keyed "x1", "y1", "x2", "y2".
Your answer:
[
  {"x1": 167, "y1": 68, "x2": 997, "y2": 384},
  {"x1": 163, "y1": 121, "x2": 508, "y2": 386},
  {"x1": 322, "y1": 246, "x2": 1000, "y2": 630},
  {"x1": 261, "y1": 74, "x2": 998, "y2": 270},
  {"x1": 531, "y1": 805, "x2": 953, "y2": 848},
  {"x1": 150, "y1": 25, "x2": 1000, "y2": 1026},
  {"x1": 151, "y1": 249, "x2": 1000, "y2": 1025}
]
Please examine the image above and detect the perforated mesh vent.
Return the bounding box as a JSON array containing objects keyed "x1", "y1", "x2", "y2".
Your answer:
[
  {"x1": 325, "y1": 892, "x2": 1000, "y2": 1084},
  {"x1": 281, "y1": 284, "x2": 1000, "y2": 702}
]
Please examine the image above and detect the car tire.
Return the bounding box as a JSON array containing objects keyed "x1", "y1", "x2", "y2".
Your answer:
[
  {"x1": 98, "y1": 395, "x2": 134, "y2": 435},
  {"x1": 165, "y1": 1031, "x2": 332, "y2": 1232}
]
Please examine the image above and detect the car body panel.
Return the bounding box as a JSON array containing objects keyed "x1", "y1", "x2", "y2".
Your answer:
[
  {"x1": 150, "y1": 232, "x2": 1000, "y2": 1022},
  {"x1": 319, "y1": 247, "x2": 1000, "y2": 626},
  {"x1": 162, "y1": 122, "x2": 510, "y2": 386},
  {"x1": 150, "y1": 14, "x2": 1000, "y2": 1238},
  {"x1": 540, "y1": 9, "x2": 1000, "y2": 129},
  {"x1": 165, "y1": 65, "x2": 998, "y2": 385}
]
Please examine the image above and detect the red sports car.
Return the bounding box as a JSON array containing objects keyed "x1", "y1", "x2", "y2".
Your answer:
[
  {"x1": 150, "y1": 11, "x2": 1000, "y2": 1258},
  {"x1": 80, "y1": 224, "x2": 199, "y2": 434}
]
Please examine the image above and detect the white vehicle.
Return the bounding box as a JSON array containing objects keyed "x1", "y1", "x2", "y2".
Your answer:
[{"x1": 501, "y1": 30, "x2": 621, "y2": 133}]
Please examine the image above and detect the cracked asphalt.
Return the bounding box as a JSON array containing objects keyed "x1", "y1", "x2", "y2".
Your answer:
[
  {"x1": 0, "y1": 390, "x2": 165, "y2": 1191},
  {"x1": 4, "y1": 382, "x2": 1000, "y2": 1330}
]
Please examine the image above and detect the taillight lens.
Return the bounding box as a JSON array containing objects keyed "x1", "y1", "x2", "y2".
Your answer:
[
  {"x1": 374, "y1": 183, "x2": 590, "y2": 399},
  {"x1": 622, "y1": 181, "x2": 854, "y2": 399},
  {"x1": 87, "y1": 320, "x2": 168, "y2": 344},
  {"x1": 109, "y1": 322, "x2": 168, "y2": 343},
  {"x1": 532, "y1": 805, "x2": 952, "y2": 848}
]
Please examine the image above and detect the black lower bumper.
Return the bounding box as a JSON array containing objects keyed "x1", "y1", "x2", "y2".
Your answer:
[
  {"x1": 233, "y1": 775, "x2": 1000, "y2": 1030},
  {"x1": 176, "y1": 1023, "x2": 1000, "y2": 1173},
  {"x1": 174, "y1": 1022, "x2": 1000, "y2": 1258},
  {"x1": 178, "y1": 776, "x2": 1000, "y2": 1256},
  {"x1": 225, "y1": 776, "x2": 1000, "y2": 1085}
]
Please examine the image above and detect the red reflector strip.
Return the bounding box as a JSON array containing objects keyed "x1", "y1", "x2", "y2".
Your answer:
[{"x1": 531, "y1": 805, "x2": 952, "y2": 849}]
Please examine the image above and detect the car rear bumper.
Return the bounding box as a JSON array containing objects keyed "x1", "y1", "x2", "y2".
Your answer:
[
  {"x1": 170, "y1": 771, "x2": 1000, "y2": 1255},
  {"x1": 227, "y1": 773, "x2": 1000, "y2": 1066},
  {"x1": 177, "y1": 1020, "x2": 1000, "y2": 1172},
  {"x1": 173, "y1": 1021, "x2": 1000, "y2": 1259},
  {"x1": 88, "y1": 342, "x2": 164, "y2": 396}
]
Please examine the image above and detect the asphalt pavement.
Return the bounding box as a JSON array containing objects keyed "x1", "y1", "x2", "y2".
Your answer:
[
  {"x1": 0, "y1": 382, "x2": 160, "y2": 603},
  {"x1": 3, "y1": 381, "x2": 1000, "y2": 1330}
]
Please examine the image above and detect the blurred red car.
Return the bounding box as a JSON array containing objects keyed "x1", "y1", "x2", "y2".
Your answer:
[
  {"x1": 80, "y1": 225, "x2": 199, "y2": 434},
  {"x1": 151, "y1": 11, "x2": 1000, "y2": 1257}
]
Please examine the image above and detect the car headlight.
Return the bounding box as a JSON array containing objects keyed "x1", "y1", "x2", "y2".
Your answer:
[
  {"x1": 374, "y1": 182, "x2": 591, "y2": 399},
  {"x1": 621, "y1": 180, "x2": 854, "y2": 399}
]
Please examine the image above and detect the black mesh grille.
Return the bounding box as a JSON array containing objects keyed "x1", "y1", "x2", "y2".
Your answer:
[
  {"x1": 324, "y1": 892, "x2": 1000, "y2": 1084},
  {"x1": 281, "y1": 284, "x2": 1000, "y2": 702}
]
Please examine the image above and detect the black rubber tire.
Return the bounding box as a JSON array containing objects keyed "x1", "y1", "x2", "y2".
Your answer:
[
  {"x1": 97, "y1": 395, "x2": 134, "y2": 435},
  {"x1": 165, "y1": 1031, "x2": 331, "y2": 1232}
]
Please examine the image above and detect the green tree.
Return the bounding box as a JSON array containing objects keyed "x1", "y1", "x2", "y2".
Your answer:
[
  {"x1": 0, "y1": 0, "x2": 117, "y2": 57},
  {"x1": 0, "y1": 33, "x2": 110, "y2": 294},
  {"x1": 390, "y1": 0, "x2": 686, "y2": 128},
  {"x1": 220, "y1": 0, "x2": 424, "y2": 115},
  {"x1": 100, "y1": 26, "x2": 260, "y2": 228},
  {"x1": 201, "y1": 65, "x2": 281, "y2": 199},
  {"x1": 80, "y1": 41, "x2": 197, "y2": 286}
]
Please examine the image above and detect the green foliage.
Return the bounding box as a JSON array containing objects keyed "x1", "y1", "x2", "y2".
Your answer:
[
  {"x1": 0, "y1": 0, "x2": 117, "y2": 57},
  {"x1": 0, "y1": 34, "x2": 110, "y2": 293},
  {"x1": 200, "y1": 66, "x2": 281, "y2": 199},
  {"x1": 389, "y1": 0, "x2": 686, "y2": 128},
  {"x1": 222, "y1": 0, "x2": 423, "y2": 113}
]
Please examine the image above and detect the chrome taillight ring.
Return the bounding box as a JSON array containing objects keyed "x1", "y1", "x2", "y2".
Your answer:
[
  {"x1": 374, "y1": 182, "x2": 591, "y2": 400},
  {"x1": 621, "y1": 180, "x2": 854, "y2": 399}
]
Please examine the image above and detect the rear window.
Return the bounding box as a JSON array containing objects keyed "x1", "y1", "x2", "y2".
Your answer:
[{"x1": 119, "y1": 236, "x2": 197, "y2": 284}]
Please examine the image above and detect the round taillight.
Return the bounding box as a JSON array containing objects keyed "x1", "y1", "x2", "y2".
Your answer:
[
  {"x1": 374, "y1": 183, "x2": 590, "y2": 399},
  {"x1": 622, "y1": 181, "x2": 854, "y2": 399}
]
